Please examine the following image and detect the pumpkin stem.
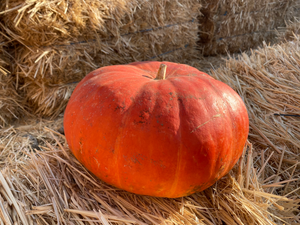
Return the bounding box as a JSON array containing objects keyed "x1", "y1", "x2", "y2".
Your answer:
[{"x1": 156, "y1": 64, "x2": 167, "y2": 80}]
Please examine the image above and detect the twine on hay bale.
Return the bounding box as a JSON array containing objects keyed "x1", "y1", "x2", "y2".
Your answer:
[
  {"x1": 198, "y1": 0, "x2": 300, "y2": 55},
  {"x1": 0, "y1": 31, "x2": 25, "y2": 128},
  {"x1": 0, "y1": 118, "x2": 299, "y2": 224},
  {"x1": 1, "y1": 0, "x2": 201, "y2": 118}
]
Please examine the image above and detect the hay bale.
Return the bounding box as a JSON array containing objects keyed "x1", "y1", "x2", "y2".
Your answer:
[
  {"x1": 0, "y1": 31, "x2": 25, "y2": 127},
  {"x1": 0, "y1": 0, "x2": 129, "y2": 47},
  {"x1": 0, "y1": 120, "x2": 299, "y2": 224},
  {"x1": 199, "y1": 0, "x2": 300, "y2": 55},
  {"x1": 278, "y1": 17, "x2": 300, "y2": 41},
  {"x1": 209, "y1": 36, "x2": 300, "y2": 222},
  {"x1": 1, "y1": 0, "x2": 201, "y2": 117},
  {"x1": 1, "y1": 0, "x2": 200, "y2": 46}
]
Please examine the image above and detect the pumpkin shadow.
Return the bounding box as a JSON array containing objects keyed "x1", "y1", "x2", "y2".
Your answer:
[{"x1": 94, "y1": 175, "x2": 236, "y2": 225}]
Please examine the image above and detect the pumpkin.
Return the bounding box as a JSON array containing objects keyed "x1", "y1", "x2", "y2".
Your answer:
[{"x1": 64, "y1": 61, "x2": 249, "y2": 198}]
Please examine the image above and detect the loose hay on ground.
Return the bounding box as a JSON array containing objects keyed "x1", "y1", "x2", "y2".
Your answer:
[{"x1": 0, "y1": 119, "x2": 299, "y2": 224}]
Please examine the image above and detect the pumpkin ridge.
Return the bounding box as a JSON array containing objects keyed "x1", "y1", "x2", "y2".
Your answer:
[
  {"x1": 66, "y1": 87, "x2": 100, "y2": 167},
  {"x1": 167, "y1": 79, "x2": 186, "y2": 197},
  {"x1": 189, "y1": 77, "x2": 219, "y2": 185},
  {"x1": 207, "y1": 78, "x2": 247, "y2": 178},
  {"x1": 112, "y1": 80, "x2": 157, "y2": 190},
  {"x1": 200, "y1": 78, "x2": 234, "y2": 181},
  {"x1": 167, "y1": 76, "x2": 226, "y2": 195},
  {"x1": 148, "y1": 79, "x2": 180, "y2": 196},
  {"x1": 64, "y1": 78, "x2": 104, "y2": 160}
]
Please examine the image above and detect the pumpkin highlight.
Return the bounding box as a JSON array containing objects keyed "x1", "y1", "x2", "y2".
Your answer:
[{"x1": 64, "y1": 61, "x2": 249, "y2": 198}]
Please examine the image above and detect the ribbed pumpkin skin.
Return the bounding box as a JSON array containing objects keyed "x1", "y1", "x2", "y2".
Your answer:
[{"x1": 64, "y1": 61, "x2": 249, "y2": 198}]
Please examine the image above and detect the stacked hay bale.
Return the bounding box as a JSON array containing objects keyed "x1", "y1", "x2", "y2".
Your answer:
[
  {"x1": 209, "y1": 36, "x2": 300, "y2": 223},
  {"x1": 279, "y1": 17, "x2": 300, "y2": 41},
  {"x1": 0, "y1": 29, "x2": 24, "y2": 127},
  {"x1": 199, "y1": 0, "x2": 300, "y2": 55},
  {"x1": 1, "y1": 0, "x2": 201, "y2": 118}
]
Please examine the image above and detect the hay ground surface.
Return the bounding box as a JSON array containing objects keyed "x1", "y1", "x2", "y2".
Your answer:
[{"x1": 0, "y1": 117, "x2": 299, "y2": 225}]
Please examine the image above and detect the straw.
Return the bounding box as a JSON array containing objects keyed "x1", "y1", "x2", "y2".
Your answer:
[
  {"x1": 199, "y1": 0, "x2": 300, "y2": 55},
  {"x1": 0, "y1": 29, "x2": 26, "y2": 128},
  {"x1": 1, "y1": 0, "x2": 201, "y2": 118},
  {"x1": 209, "y1": 35, "x2": 300, "y2": 223},
  {"x1": 0, "y1": 121, "x2": 298, "y2": 224}
]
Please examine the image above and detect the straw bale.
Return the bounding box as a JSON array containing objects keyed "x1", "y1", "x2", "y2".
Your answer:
[
  {"x1": 7, "y1": 0, "x2": 201, "y2": 117},
  {"x1": 1, "y1": 0, "x2": 201, "y2": 47},
  {"x1": 15, "y1": 21, "x2": 199, "y2": 84},
  {"x1": 20, "y1": 45, "x2": 199, "y2": 117},
  {"x1": 199, "y1": 0, "x2": 300, "y2": 55},
  {"x1": 0, "y1": 119, "x2": 298, "y2": 224},
  {"x1": 278, "y1": 17, "x2": 300, "y2": 42},
  {"x1": 209, "y1": 36, "x2": 300, "y2": 219},
  {"x1": 0, "y1": 31, "x2": 25, "y2": 128},
  {"x1": 0, "y1": 0, "x2": 130, "y2": 47}
]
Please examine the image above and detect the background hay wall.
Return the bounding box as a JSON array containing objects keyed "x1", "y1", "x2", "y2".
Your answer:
[
  {"x1": 198, "y1": 0, "x2": 300, "y2": 55},
  {"x1": 1, "y1": 0, "x2": 201, "y2": 118},
  {"x1": 0, "y1": 30, "x2": 24, "y2": 128}
]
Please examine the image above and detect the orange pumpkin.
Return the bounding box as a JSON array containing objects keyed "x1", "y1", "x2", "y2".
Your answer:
[{"x1": 64, "y1": 61, "x2": 249, "y2": 198}]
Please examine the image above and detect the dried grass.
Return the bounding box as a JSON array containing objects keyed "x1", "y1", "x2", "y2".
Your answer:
[
  {"x1": 0, "y1": 30, "x2": 25, "y2": 128},
  {"x1": 278, "y1": 17, "x2": 300, "y2": 42},
  {"x1": 1, "y1": 0, "x2": 201, "y2": 117},
  {"x1": 0, "y1": 0, "x2": 200, "y2": 47},
  {"x1": 199, "y1": 0, "x2": 300, "y2": 55},
  {"x1": 0, "y1": 0, "x2": 129, "y2": 47},
  {"x1": 0, "y1": 117, "x2": 298, "y2": 224}
]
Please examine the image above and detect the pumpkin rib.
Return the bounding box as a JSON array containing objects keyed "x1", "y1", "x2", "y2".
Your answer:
[
  {"x1": 194, "y1": 77, "x2": 221, "y2": 187},
  {"x1": 206, "y1": 78, "x2": 247, "y2": 177},
  {"x1": 168, "y1": 75, "x2": 231, "y2": 195},
  {"x1": 68, "y1": 81, "x2": 117, "y2": 168},
  {"x1": 112, "y1": 80, "x2": 160, "y2": 190},
  {"x1": 205, "y1": 78, "x2": 235, "y2": 181},
  {"x1": 169, "y1": 89, "x2": 183, "y2": 197},
  {"x1": 167, "y1": 76, "x2": 208, "y2": 196},
  {"x1": 65, "y1": 79, "x2": 103, "y2": 161}
]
